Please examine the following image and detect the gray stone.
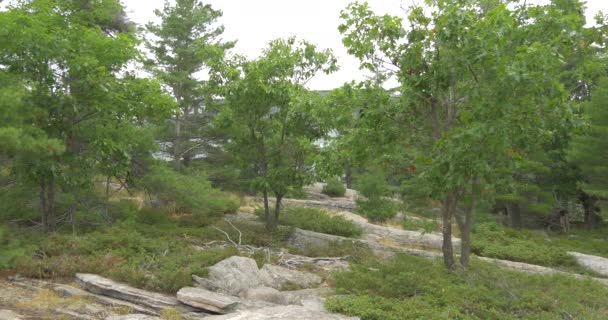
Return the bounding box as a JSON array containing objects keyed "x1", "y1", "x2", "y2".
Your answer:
[
  {"x1": 106, "y1": 315, "x2": 161, "y2": 320},
  {"x1": 75, "y1": 273, "x2": 180, "y2": 312},
  {"x1": 177, "y1": 287, "x2": 239, "y2": 314},
  {"x1": 568, "y1": 252, "x2": 608, "y2": 277},
  {"x1": 207, "y1": 256, "x2": 266, "y2": 296},
  {"x1": 0, "y1": 309, "x2": 23, "y2": 320},
  {"x1": 203, "y1": 305, "x2": 359, "y2": 320},
  {"x1": 260, "y1": 264, "x2": 321, "y2": 290},
  {"x1": 243, "y1": 286, "x2": 286, "y2": 305}
]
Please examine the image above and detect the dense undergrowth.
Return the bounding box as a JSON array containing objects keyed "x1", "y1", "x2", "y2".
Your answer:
[
  {"x1": 1, "y1": 210, "x2": 292, "y2": 293},
  {"x1": 256, "y1": 206, "x2": 363, "y2": 238},
  {"x1": 327, "y1": 254, "x2": 608, "y2": 320}
]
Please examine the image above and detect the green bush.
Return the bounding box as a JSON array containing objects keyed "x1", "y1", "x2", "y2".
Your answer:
[
  {"x1": 255, "y1": 207, "x2": 363, "y2": 238},
  {"x1": 327, "y1": 254, "x2": 608, "y2": 320},
  {"x1": 139, "y1": 165, "x2": 240, "y2": 225},
  {"x1": 355, "y1": 172, "x2": 398, "y2": 222},
  {"x1": 471, "y1": 222, "x2": 576, "y2": 267},
  {"x1": 322, "y1": 178, "x2": 346, "y2": 197},
  {"x1": 136, "y1": 208, "x2": 171, "y2": 225},
  {"x1": 0, "y1": 225, "x2": 33, "y2": 269},
  {"x1": 402, "y1": 218, "x2": 438, "y2": 233}
]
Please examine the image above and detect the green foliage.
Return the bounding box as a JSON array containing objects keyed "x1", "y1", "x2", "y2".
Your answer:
[
  {"x1": 322, "y1": 178, "x2": 347, "y2": 197},
  {"x1": 256, "y1": 207, "x2": 362, "y2": 238},
  {"x1": 139, "y1": 165, "x2": 240, "y2": 226},
  {"x1": 145, "y1": 0, "x2": 234, "y2": 171},
  {"x1": 355, "y1": 172, "x2": 398, "y2": 222},
  {"x1": 136, "y1": 208, "x2": 171, "y2": 225},
  {"x1": 327, "y1": 254, "x2": 608, "y2": 320},
  {"x1": 0, "y1": 0, "x2": 174, "y2": 231},
  {"x1": 569, "y1": 78, "x2": 608, "y2": 198},
  {"x1": 3, "y1": 221, "x2": 241, "y2": 293},
  {"x1": 471, "y1": 222, "x2": 576, "y2": 267},
  {"x1": 0, "y1": 225, "x2": 33, "y2": 269},
  {"x1": 402, "y1": 218, "x2": 438, "y2": 234},
  {"x1": 218, "y1": 37, "x2": 337, "y2": 229}
]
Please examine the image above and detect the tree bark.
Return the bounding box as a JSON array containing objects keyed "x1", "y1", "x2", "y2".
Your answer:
[
  {"x1": 272, "y1": 194, "x2": 284, "y2": 231},
  {"x1": 344, "y1": 161, "x2": 353, "y2": 189},
  {"x1": 581, "y1": 192, "x2": 601, "y2": 229},
  {"x1": 507, "y1": 202, "x2": 522, "y2": 229},
  {"x1": 174, "y1": 113, "x2": 182, "y2": 172},
  {"x1": 263, "y1": 189, "x2": 271, "y2": 230},
  {"x1": 456, "y1": 181, "x2": 476, "y2": 269},
  {"x1": 40, "y1": 177, "x2": 57, "y2": 233},
  {"x1": 441, "y1": 191, "x2": 457, "y2": 270}
]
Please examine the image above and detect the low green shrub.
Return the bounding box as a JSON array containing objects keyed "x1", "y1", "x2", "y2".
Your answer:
[
  {"x1": 0, "y1": 225, "x2": 33, "y2": 269},
  {"x1": 402, "y1": 218, "x2": 439, "y2": 233},
  {"x1": 327, "y1": 254, "x2": 608, "y2": 319},
  {"x1": 471, "y1": 222, "x2": 577, "y2": 267},
  {"x1": 5, "y1": 221, "x2": 239, "y2": 293},
  {"x1": 322, "y1": 178, "x2": 346, "y2": 197},
  {"x1": 357, "y1": 198, "x2": 398, "y2": 222},
  {"x1": 255, "y1": 207, "x2": 363, "y2": 238},
  {"x1": 136, "y1": 208, "x2": 171, "y2": 225},
  {"x1": 139, "y1": 165, "x2": 240, "y2": 226},
  {"x1": 355, "y1": 172, "x2": 398, "y2": 222}
]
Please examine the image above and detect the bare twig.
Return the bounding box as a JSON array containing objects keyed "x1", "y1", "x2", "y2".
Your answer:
[
  {"x1": 226, "y1": 220, "x2": 242, "y2": 246},
  {"x1": 212, "y1": 226, "x2": 239, "y2": 247}
]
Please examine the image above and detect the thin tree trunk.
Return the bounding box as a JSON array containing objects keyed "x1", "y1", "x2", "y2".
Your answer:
[
  {"x1": 581, "y1": 192, "x2": 601, "y2": 229},
  {"x1": 441, "y1": 191, "x2": 456, "y2": 270},
  {"x1": 458, "y1": 181, "x2": 476, "y2": 269},
  {"x1": 273, "y1": 194, "x2": 283, "y2": 230},
  {"x1": 40, "y1": 181, "x2": 47, "y2": 231},
  {"x1": 263, "y1": 189, "x2": 271, "y2": 230},
  {"x1": 174, "y1": 113, "x2": 181, "y2": 172},
  {"x1": 345, "y1": 161, "x2": 353, "y2": 189},
  {"x1": 507, "y1": 203, "x2": 522, "y2": 229}
]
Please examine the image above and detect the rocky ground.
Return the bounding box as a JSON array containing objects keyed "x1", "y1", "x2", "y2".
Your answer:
[{"x1": 2, "y1": 183, "x2": 608, "y2": 319}]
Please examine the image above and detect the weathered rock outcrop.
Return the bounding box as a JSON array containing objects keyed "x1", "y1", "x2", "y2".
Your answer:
[
  {"x1": 177, "y1": 287, "x2": 239, "y2": 314},
  {"x1": 105, "y1": 315, "x2": 161, "y2": 320},
  {"x1": 568, "y1": 251, "x2": 608, "y2": 277},
  {"x1": 75, "y1": 273, "x2": 202, "y2": 315},
  {"x1": 203, "y1": 305, "x2": 359, "y2": 320},
  {"x1": 203, "y1": 256, "x2": 321, "y2": 296},
  {"x1": 260, "y1": 264, "x2": 321, "y2": 290}
]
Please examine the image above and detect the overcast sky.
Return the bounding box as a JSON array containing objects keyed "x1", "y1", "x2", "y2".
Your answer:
[{"x1": 125, "y1": 0, "x2": 605, "y2": 90}]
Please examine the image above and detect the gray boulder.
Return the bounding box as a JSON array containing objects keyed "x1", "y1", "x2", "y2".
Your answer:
[
  {"x1": 205, "y1": 256, "x2": 321, "y2": 295},
  {"x1": 243, "y1": 286, "x2": 286, "y2": 305},
  {"x1": 203, "y1": 305, "x2": 359, "y2": 320},
  {"x1": 260, "y1": 264, "x2": 322, "y2": 290},
  {"x1": 207, "y1": 256, "x2": 266, "y2": 295}
]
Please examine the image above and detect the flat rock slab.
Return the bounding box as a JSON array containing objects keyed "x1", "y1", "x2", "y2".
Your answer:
[
  {"x1": 260, "y1": 264, "x2": 322, "y2": 290},
  {"x1": 177, "y1": 287, "x2": 239, "y2": 313},
  {"x1": 568, "y1": 252, "x2": 608, "y2": 276},
  {"x1": 106, "y1": 315, "x2": 161, "y2": 320},
  {"x1": 203, "y1": 305, "x2": 359, "y2": 320},
  {"x1": 0, "y1": 309, "x2": 24, "y2": 320},
  {"x1": 76, "y1": 273, "x2": 180, "y2": 312}
]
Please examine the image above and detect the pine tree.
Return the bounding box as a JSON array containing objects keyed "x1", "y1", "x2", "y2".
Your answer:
[{"x1": 568, "y1": 78, "x2": 608, "y2": 227}]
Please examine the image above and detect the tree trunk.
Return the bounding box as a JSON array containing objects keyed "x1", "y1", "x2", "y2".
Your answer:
[
  {"x1": 457, "y1": 182, "x2": 476, "y2": 269},
  {"x1": 441, "y1": 191, "x2": 457, "y2": 270},
  {"x1": 174, "y1": 113, "x2": 182, "y2": 172},
  {"x1": 581, "y1": 193, "x2": 601, "y2": 229},
  {"x1": 507, "y1": 203, "x2": 522, "y2": 229},
  {"x1": 345, "y1": 161, "x2": 353, "y2": 189},
  {"x1": 263, "y1": 189, "x2": 271, "y2": 230},
  {"x1": 272, "y1": 194, "x2": 283, "y2": 231},
  {"x1": 40, "y1": 177, "x2": 57, "y2": 233}
]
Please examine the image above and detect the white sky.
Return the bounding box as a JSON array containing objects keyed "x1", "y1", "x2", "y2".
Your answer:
[{"x1": 121, "y1": 0, "x2": 604, "y2": 90}]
